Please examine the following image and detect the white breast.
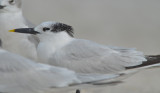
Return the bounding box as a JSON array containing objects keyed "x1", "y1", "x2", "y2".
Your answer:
[{"x1": 0, "y1": 12, "x2": 37, "y2": 60}]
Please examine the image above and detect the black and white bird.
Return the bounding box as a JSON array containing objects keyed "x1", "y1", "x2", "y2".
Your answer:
[
  {"x1": 10, "y1": 21, "x2": 160, "y2": 74},
  {"x1": 0, "y1": 0, "x2": 38, "y2": 60}
]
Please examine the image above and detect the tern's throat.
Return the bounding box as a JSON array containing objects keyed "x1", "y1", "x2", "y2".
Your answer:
[
  {"x1": 37, "y1": 32, "x2": 74, "y2": 62},
  {"x1": 0, "y1": 11, "x2": 26, "y2": 34},
  {"x1": 0, "y1": 11, "x2": 23, "y2": 23}
]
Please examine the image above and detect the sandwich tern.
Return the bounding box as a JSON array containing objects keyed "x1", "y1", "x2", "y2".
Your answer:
[{"x1": 10, "y1": 21, "x2": 154, "y2": 74}]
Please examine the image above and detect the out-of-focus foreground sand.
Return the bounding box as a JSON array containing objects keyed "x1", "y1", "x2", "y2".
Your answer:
[{"x1": 22, "y1": 0, "x2": 160, "y2": 93}]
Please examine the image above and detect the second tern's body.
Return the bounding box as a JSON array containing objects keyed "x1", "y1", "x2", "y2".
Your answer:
[{"x1": 0, "y1": 0, "x2": 38, "y2": 60}]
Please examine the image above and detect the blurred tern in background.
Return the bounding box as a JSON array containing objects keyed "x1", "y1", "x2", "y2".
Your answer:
[
  {"x1": 0, "y1": 40, "x2": 129, "y2": 93},
  {"x1": 0, "y1": 0, "x2": 38, "y2": 60},
  {"x1": 10, "y1": 21, "x2": 160, "y2": 74}
]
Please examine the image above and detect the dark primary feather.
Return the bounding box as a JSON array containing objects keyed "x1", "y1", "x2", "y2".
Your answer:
[
  {"x1": 0, "y1": 39, "x2": 2, "y2": 47},
  {"x1": 76, "y1": 89, "x2": 80, "y2": 93},
  {"x1": 126, "y1": 55, "x2": 160, "y2": 69}
]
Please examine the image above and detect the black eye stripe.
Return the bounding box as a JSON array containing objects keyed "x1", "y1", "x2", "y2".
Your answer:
[{"x1": 43, "y1": 27, "x2": 50, "y2": 32}]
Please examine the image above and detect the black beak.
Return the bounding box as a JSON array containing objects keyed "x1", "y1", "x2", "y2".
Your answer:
[
  {"x1": 0, "y1": 5, "x2": 6, "y2": 9},
  {"x1": 9, "y1": 28, "x2": 40, "y2": 35}
]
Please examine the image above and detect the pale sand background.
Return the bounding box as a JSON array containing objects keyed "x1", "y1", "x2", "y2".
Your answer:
[{"x1": 22, "y1": 0, "x2": 160, "y2": 93}]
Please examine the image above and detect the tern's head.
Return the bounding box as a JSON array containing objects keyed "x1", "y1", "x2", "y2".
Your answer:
[
  {"x1": 35, "y1": 21, "x2": 74, "y2": 37},
  {"x1": 9, "y1": 21, "x2": 74, "y2": 40},
  {"x1": 0, "y1": 0, "x2": 22, "y2": 13}
]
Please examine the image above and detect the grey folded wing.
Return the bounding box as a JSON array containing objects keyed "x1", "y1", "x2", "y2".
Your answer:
[{"x1": 49, "y1": 39, "x2": 146, "y2": 74}]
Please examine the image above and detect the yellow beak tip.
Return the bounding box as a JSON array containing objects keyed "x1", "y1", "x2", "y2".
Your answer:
[{"x1": 9, "y1": 29, "x2": 15, "y2": 32}]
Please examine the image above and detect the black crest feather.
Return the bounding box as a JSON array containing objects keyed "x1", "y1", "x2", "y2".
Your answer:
[
  {"x1": 0, "y1": 39, "x2": 2, "y2": 47},
  {"x1": 51, "y1": 23, "x2": 74, "y2": 37}
]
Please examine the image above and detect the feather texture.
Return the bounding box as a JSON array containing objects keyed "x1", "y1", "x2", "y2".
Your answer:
[{"x1": 48, "y1": 39, "x2": 146, "y2": 74}]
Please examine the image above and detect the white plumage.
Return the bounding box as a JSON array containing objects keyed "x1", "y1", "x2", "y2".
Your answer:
[{"x1": 0, "y1": 0, "x2": 38, "y2": 60}]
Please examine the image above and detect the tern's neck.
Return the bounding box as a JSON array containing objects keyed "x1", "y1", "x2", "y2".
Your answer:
[
  {"x1": 0, "y1": 11, "x2": 26, "y2": 28},
  {"x1": 37, "y1": 32, "x2": 74, "y2": 62},
  {"x1": 40, "y1": 32, "x2": 73, "y2": 47},
  {"x1": 0, "y1": 11, "x2": 27, "y2": 38},
  {"x1": 0, "y1": 10, "x2": 23, "y2": 19}
]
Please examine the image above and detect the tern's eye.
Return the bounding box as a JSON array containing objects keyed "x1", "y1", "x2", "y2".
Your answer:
[
  {"x1": 9, "y1": 0, "x2": 15, "y2": 4},
  {"x1": 43, "y1": 27, "x2": 50, "y2": 32}
]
